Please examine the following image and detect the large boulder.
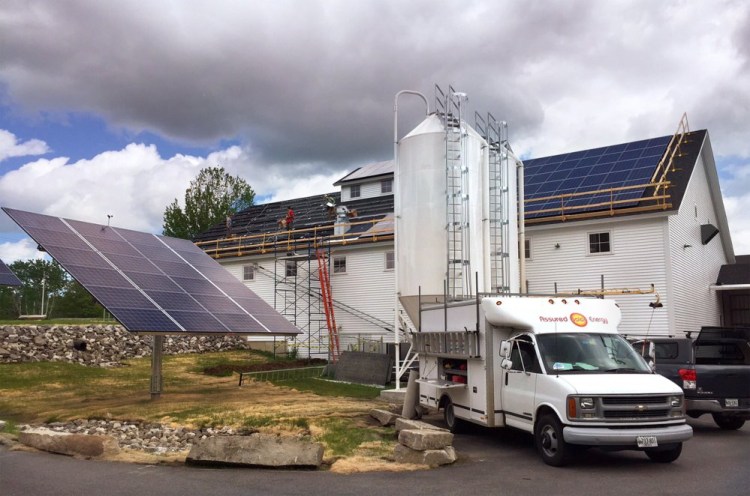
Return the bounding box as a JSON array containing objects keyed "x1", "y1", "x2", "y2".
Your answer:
[
  {"x1": 398, "y1": 429, "x2": 454, "y2": 451},
  {"x1": 370, "y1": 409, "x2": 399, "y2": 426},
  {"x1": 186, "y1": 434, "x2": 323, "y2": 469},
  {"x1": 395, "y1": 418, "x2": 448, "y2": 433},
  {"x1": 18, "y1": 427, "x2": 119, "y2": 458}
]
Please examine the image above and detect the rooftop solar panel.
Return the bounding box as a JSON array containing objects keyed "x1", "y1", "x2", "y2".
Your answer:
[
  {"x1": 524, "y1": 135, "x2": 671, "y2": 219},
  {"x1": 0, "y1": 258, "x2": 22, "y2": 286},
  {"x1": 2, "y1": 207, "x2": 300, "y2": 335}
]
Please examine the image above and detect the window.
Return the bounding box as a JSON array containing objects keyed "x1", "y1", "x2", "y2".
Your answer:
[
  {"x1": 333, "y1": 256, "x2": 347, "y2": 274},
  {"x1": 350, "y1": 184, "x2": 361, "y2": 198},
  {"x1": 385, "y1": 251, "x2": 395, "y2": 270},
  {"x1": 524, "y1": 238, "x2": 531, "y2": 259},
  {"x1": 509, "y1": 338, "x2": 542, "y2": 373},
  {"x1": 588, "y1": 232, "x2": 611, "y2": 254},
  {"x1": 243, "y1": 265, "x2": 255, "y2": 281},
  {"x1": 381, "y1": 178, "x2": 393, "y2": 193},
  {"x1": 285, "y1": 260, "x2": 297, "y2": 277}
]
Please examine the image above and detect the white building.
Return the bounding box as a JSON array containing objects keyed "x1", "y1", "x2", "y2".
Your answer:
[{"x1": 194, "y1": 117, "x2": 739, "y2": 358}]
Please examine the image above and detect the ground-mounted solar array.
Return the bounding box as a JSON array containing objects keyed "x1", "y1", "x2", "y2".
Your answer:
[
  {"x1": 0, "y1": 257, "x2": 22, "y2": 286},
  {"x1": 2, "y1": 207, "x2": 300, "y2": 335},
  {"x1": 523, "y1": 135, "x2": 672, "y2": 218}
]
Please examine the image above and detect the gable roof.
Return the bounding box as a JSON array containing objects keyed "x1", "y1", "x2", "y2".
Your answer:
[{"x1": 523, "y1": 130, "x2": 707, "y2": 224}]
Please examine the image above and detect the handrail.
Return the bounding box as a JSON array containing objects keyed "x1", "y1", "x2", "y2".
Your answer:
[
  {"x1": 523, "y1": 181, "x2": 672, "y2": 222},
  {"x1": 650, "y1": 112, "x2": 690, "y2": 196},
  {"x1": 196, "y1": 217, "x2": 393, "y2": 259}
]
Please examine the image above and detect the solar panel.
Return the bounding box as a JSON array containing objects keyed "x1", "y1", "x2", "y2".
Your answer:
[
  {"x1": 0, "y1": 258, "x2": 22, "y2": 286},
  {"x1": 2, "y1": 207, "x2": 300, "y2": 335},
  {"x1": 523, "y1": 135, "x2": 671, "y2": 219}
]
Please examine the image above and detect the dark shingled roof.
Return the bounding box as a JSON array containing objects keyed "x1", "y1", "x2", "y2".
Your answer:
[
  {"x1": 717, "y1": 256, "x2": 750, "y2": 285},
  {"x1": 193, "y1": 191, "x2": 394, "y2": 243}
]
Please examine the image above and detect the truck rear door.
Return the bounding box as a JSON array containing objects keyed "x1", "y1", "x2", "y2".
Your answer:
[{"x1": 694, "y1": 328, "x2": 750, "y2": 401}]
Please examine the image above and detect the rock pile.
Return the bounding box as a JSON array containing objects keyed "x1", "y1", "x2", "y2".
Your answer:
[
  {"x1": 18, "y1": 419, "x2": 241, "y2": 454},
  {"x1": 0, "y1": 325, "x2": 254, "y2": 366}
]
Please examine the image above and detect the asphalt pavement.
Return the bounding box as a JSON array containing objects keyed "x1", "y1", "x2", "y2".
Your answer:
[{"x1": 1, "y1": 415, "x2": 748, "y2": 496}]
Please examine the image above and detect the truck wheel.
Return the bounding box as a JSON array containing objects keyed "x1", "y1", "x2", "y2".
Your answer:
[
  {"x1": 712, "y1": 414, "x2": 745, "y2": 430},
  {"x1": 645, "y1": 443, "x2": 682, "y2": 463},
  {"x1": 443, "y1": 398, "x2": 464, "y2": 433},
  {"x1": 535, "y1": 413, "x2": 570, "y2": 467}
]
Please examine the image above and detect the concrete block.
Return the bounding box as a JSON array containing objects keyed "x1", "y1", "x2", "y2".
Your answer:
[
  {"x1": 398, "y1": 429, "x2": 453, "y2": 451},
  {"x1": 393, "y1": 444, "x2": 457, "y2": 467},
  {"x1": 19, "y1": 428, "x2": 119, "y2": 458},
  {"x1": 370, "y1": 409, "x2": 399, "y2": 426},
  {"x1": 334, "y1": 351, "x2": 392, "y2": 386},
  {"x1": 395, "y1": 418, "x2": 448, "y2": 433},
  {"x1": 186, "y1": 433, "x2": 323, "y2": 469}
]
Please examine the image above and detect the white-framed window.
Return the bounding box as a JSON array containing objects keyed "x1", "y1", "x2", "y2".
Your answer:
[
  {"x1": 333, "y1": 255, "x2": 347, "y2": 274},
  {"x1": 381, "y1": 178, "x2": 393, "y2": 194},
  {"x1": 588, "y1": 231, "x2": 612, "y2": 254},
  {"x1": 385, "y1": 251, "x2": 395, "y2": 270},
  {"x1": 350, "y1": 184, "x2": 361, "y2": 198},
  {"x1": 285, "y1": 260, "x2": 297, "y2": 277},
  {"x1": 243, "y1": 265, "x2": 255, "y2": 281}
]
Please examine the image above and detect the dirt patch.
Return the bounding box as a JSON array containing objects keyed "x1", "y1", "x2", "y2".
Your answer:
[{"x1": 203, "y1": 358, "x2": 328, "y2": 376}]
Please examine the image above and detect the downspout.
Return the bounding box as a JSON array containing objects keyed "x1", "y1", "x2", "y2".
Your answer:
[{"x1": 517, "y1": 155, "x2": 526, "y2": 294}]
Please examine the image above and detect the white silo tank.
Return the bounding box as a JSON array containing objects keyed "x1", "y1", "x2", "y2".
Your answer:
[{"x1": 396, "y1": 114, "x2": 494, "y2": 298}]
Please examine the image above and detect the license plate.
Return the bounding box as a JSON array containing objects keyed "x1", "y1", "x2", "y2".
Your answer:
[
  {"x1": 637, "y1": 436, "x2": 658, "y2": 448},
  {"x1": 726, "y1": 398, "x2": 739, "y2": 407}
]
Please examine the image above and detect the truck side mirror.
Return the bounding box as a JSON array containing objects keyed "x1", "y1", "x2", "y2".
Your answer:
[
  {"x1": 500, "y1": 340, "x2": 511, "y2": 358},
  {"x1": 501, "y1": 358, "x2": 513, "y2": 370}
]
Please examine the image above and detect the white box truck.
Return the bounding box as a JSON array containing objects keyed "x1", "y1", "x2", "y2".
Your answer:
[{"x1": 412, "y1": 295, "x2": 693, "y2": 466}]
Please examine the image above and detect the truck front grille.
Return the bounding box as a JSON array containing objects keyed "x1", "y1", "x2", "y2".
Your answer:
[{"x1": 599, "y1": 395, "x2": 674, "y2": 422}]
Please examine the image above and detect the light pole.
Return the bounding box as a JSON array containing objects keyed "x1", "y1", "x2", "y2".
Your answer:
[{"x1": 393, "y1": 90, "x2": 429, "y2": 389}]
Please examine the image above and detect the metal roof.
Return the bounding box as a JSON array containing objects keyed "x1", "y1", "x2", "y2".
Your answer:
[{"x1": 334, "y1": 160, "x2": 393, "y2": 186}]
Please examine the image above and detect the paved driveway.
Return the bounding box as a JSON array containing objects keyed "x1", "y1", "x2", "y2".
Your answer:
[{"x1": 1, "y1": 416, "x2": 748, "y2": 496}]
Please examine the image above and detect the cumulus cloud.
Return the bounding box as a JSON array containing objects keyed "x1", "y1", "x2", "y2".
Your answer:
[
  {"x1": 0, "y1": 142, "x2": 347, "y2": 240},
  {"x1": 0, "y1": 237, "x2": 46, "y2": 263},
  {"x1": 0, "y1": 129, "x2": 49, "y2": 162},
  {"x1": 1, "y1": 0, "x2": 750, "y2": 253}
]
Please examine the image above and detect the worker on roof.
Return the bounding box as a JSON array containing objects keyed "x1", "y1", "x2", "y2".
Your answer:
[
  {"x1": 225, "y1": 215, "x2": 233, "y2": 237},
  {"x1": 278, "y1": 206, "x2": 295, "y2": 230},
  {"x1": 324, "y1": 194, "x2": 336, "y2": 218}
]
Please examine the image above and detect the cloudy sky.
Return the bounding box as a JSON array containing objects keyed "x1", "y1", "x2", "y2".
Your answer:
[{"x1": 1, "y1": 0, "x2": 749, "y2": 263}]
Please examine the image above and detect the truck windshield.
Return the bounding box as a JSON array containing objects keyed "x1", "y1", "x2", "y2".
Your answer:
[{"x1": 536, "y1": 333, "x2": 652, "y2": 374}]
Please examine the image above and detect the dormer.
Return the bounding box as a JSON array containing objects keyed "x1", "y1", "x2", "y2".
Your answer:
[{"x1": 334, "y1": 160, "x2": 394, "y2": 201}]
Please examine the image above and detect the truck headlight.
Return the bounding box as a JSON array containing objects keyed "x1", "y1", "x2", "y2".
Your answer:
[{"x1": 580, "y1": 397, "x2": 595, "y2": 409}]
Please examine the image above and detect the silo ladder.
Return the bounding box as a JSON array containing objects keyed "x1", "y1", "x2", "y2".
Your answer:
[{"x1": 316, "y1": 249, "x2": 341, "y2": 363}]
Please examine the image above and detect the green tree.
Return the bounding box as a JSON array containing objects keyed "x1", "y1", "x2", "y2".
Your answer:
[
  {"x1": 54, "y1": 281, "x2": 105, "y2": 318},
  {"x1": 7, "y1": 259, "x2": 68, "y2": 317},
  {"x1": 162, "y1": 166, "x2": 255, "y2": 239}
]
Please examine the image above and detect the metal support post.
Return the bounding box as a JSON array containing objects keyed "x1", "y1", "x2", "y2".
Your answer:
[{"x1": 150, "y1": 334, "x2": 164, "y2": 399}]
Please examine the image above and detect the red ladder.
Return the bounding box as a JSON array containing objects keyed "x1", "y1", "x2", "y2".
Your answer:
[{"x1": 316, "y1": 249, "x2": 340, "y2": 362}]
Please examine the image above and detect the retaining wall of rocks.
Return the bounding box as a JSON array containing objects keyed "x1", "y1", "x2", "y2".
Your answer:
[{"x1": 0, "y1": 325, "x2": 258, "y2": 366}]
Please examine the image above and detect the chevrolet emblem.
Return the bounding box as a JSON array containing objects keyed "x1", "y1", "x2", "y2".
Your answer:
[{"x1": 635, "y1": 405, "x2": 648, "y2": 412}]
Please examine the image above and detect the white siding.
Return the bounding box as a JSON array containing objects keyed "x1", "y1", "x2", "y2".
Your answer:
[
  {"x1": 341, "y1": 181, "x2": 391, "y2": 202},
  {"x1": 667, "y1": 152, "x2": 728, "y2": 334},
  {"x1": 220, "y1": 244, "x2": 395, "y2": 352},
  {"x1": 525, "y1": 217, "x2": 670, "y2": 336}
]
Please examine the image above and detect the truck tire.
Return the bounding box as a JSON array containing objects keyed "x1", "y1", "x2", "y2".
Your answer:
[
  {"x1": 712, "y1": 414, "x2": 746, "y2": 430},
  {"x1": 645, "y1": 443, "x2": 682, "y2": 463},
  {"x1": 535, "y1": 413, "x2": 571, "y2": 467},
  {"x1": 443, "y1": 398, "x2": 464, "y2": 433}
]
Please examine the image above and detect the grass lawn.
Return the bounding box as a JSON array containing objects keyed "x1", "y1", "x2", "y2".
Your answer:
[{"x1": 0, "y1": 350, "x2": 398, "y2": 462}]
